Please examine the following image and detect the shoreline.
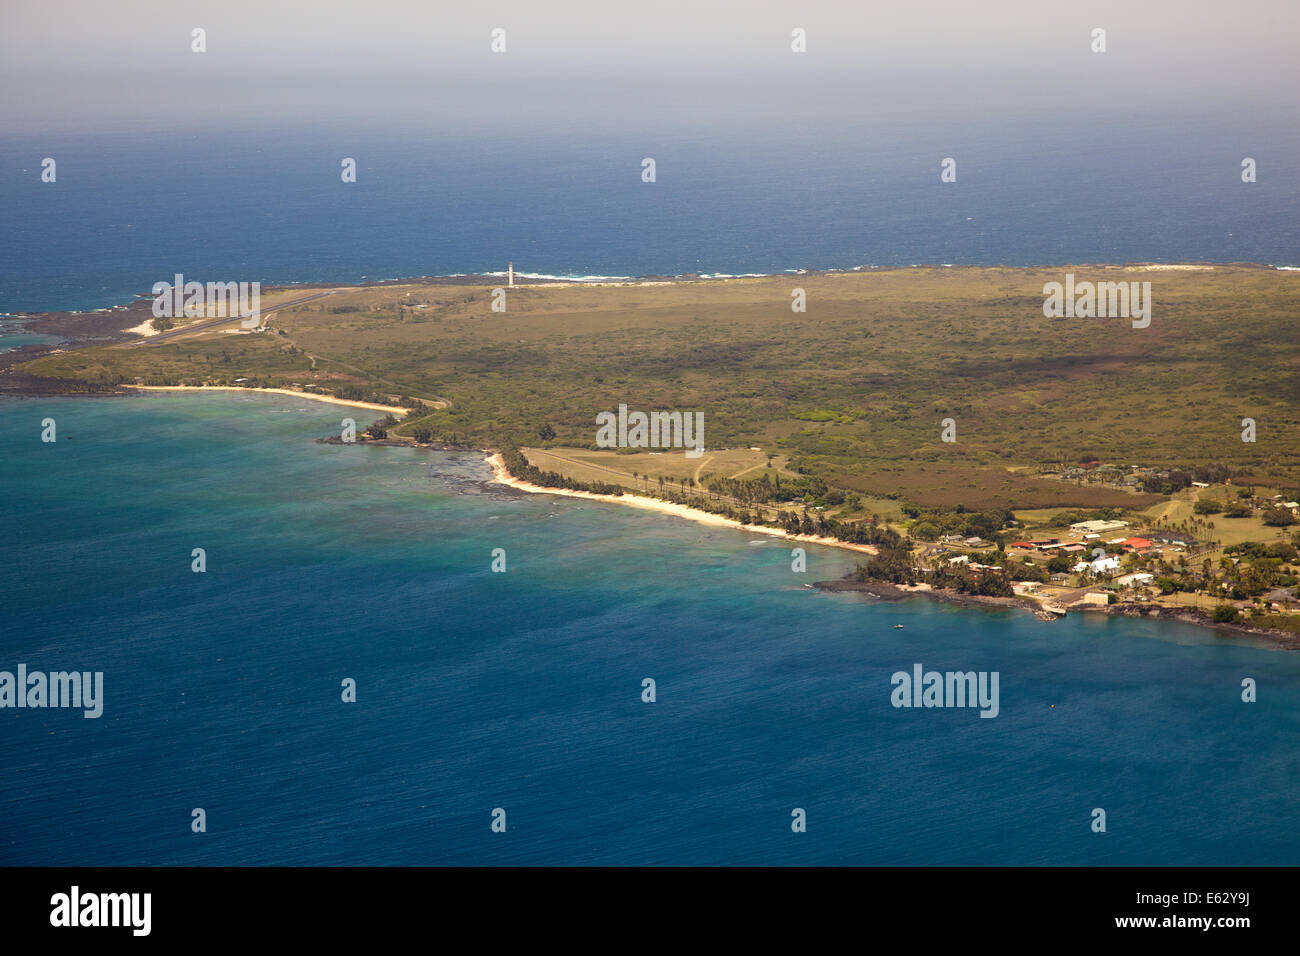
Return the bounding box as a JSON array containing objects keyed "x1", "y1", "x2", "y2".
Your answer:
[
  {"x1": 7, "y1": 260, "x2": 1293, "y2": 320},
  {"x1": 485, "y1": 453, "x2": 879, "y2": 558},
  {"x1": 122, "y1": 384, "x2": 411, "y2": 415},
  {"x1": 815, "y1": 577, "x2": 1059, "y2": 618},
  {"x1": 816, "y1": 577, "x2": 1300, "y2": 650},
  {"x1": 486, "y1": 452, "x2": 1299, "y2": 648}
]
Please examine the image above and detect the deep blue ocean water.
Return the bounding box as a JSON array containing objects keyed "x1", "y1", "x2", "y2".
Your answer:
[
  {"x1": 2, "y1": 116, "x2": 1298, "y2": 313},
  {"x1": 2, "y1": 393, "x2": 1298, "y2": 865}
]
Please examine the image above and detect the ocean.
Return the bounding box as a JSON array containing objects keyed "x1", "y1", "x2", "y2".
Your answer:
[
  {"x1": 2, "y1": 392, "x2": 1298, "y2": 865},
  {"x1": 0, "y1": 320, "x2": 59, "y2": 352},
  {"x1": 2, "y1": 114, "x2": 1299, "y2": 313}
]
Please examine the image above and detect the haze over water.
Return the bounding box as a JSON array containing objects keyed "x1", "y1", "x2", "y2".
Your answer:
[
  {"x1": 3, "y1": 115, "x2": 1299, "y2": 313},
  {"x1": 3, "y1": 2, "x2": 1299, "y2": 312}
]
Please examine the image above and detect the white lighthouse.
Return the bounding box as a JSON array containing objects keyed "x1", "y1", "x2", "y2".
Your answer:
[{"x1": 508, "y1": 261, "x2": 514, "y2": 287}]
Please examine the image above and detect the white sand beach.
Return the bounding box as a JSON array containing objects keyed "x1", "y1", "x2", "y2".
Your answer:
[
  {"x1": 123, "y1": 384, "x2": 411, "y2": 415},
  {"x1": 124, "y1": 318, "x2": 160, "y2": 337},
  {"x1": 486, "y1": 453, "x2": 878, "y2": 558}
]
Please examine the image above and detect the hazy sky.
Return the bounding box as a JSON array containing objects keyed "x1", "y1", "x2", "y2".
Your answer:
[{"x1": 2, "y1": 0, "x2": 1297, "y2": 131}]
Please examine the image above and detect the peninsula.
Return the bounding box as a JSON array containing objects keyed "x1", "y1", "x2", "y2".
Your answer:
[{"x1": 6, "y1": 264, "x2": 1299, "y2": 643}]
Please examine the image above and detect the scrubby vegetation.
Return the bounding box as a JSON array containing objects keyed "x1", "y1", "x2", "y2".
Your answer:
[{"x1": 21, "y1": 267, "x2": 1300, "y2": 511}]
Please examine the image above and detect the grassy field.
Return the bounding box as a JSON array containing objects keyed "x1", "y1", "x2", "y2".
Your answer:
[
  {"x1": 1141, "y1": 485, "x2": 1297, "y2": 546},
  {"x1": 21, "y1": 265, "x2": 1300, "y2": 511},
  {"x1": 517, "y1": 445, "x2": 909, "y2": 525},
  {"x1": 526, "y1": 446, "x2": 787, "y2": 488}
]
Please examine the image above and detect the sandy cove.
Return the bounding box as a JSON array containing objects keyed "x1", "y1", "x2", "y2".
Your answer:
[
  {"x1": 123, "y1": 384, "x2": 410, "y2": 415},
  {"x1": 485, "y1": 453, "x2": 878, "y2": 558}
]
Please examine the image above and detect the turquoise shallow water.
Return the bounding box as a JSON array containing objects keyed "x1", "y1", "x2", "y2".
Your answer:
[
  {"x1": 0, "y1": 321, "x2": 60, "y2": 352},
  {"x1": 1, "y1": 392, "x2": 1298, "y2": 865}
]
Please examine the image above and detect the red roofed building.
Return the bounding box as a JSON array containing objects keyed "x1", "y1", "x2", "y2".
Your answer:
[{"x1": 1121, "y1": 537, "x2": 1153, "y2": 552}]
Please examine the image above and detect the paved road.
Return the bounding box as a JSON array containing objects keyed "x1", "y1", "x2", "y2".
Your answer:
[{"x1": 130, "y1": 290, "x2": 341, "y2": 346}]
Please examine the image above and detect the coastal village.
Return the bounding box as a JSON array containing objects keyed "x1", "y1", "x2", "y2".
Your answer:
[
  {"x1": 487, "y1": 437, "x2": 1300, "y2": 640},
  {"x1": 896, "y1": 481, "x2": 1300, "y2": 633}
]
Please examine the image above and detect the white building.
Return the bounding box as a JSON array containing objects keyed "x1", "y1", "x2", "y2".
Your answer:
[
  {"x1": 1069, "y1": 519, "x2": 1130, "y2": 536},
  {"x1": 1073, "y1": 555, "x2": 1121, "y2": 574},
  {"x1": 1116, "y1": 571, "x2": 1155, "y2": 587}
]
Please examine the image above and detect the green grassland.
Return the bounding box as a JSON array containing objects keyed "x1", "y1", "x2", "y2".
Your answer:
[{"x1": 21, "y1": 265, "x2": 1300, "y2": 511}]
